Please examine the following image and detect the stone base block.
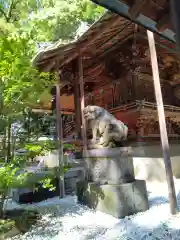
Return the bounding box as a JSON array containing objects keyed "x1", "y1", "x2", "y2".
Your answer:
[{"x1": 76, "y1": 180, "x2": 149, "y2": 218}]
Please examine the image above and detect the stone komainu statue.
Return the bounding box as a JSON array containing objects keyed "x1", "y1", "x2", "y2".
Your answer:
[{"x1": 83, "y1": 105, "x2": 128, "y2": 148}]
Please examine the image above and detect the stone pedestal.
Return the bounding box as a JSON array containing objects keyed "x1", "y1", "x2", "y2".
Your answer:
[
  {"x1": 83, "y1": 147, "x2": 135, "y2": 184},
  {"x1": 77, "y1": 147, "x2": 149, "y2": 218},
  {"x1": 76, "y1": 180, "x2": 149, "y2": 218}
]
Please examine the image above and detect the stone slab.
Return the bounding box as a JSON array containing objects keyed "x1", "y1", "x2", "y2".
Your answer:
[
  {"x1": 83, "y1": 147, "x2": 132, "y2": 158},
  {"x1": 12, "y1": 178, "x2": 60, "y2": 204},
  {"x1": 76, "y1": 180, "x2": 149, "y2": 218},
  {"x1": 65, "y1": 167, "x2": 85, "y2": 179}
]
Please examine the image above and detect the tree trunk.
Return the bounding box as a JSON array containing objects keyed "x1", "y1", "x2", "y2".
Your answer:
[
  {"x1": 6, "y1": 118, "x2": 11, "y2": 163},
  {"x1": 0, "y1": 194, "x2": 6, "y2": 219}
]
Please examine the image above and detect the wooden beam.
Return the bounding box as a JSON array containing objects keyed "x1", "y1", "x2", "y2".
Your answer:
[
  {"x1": 39, "y1": 60, "x2": 55, "y2": 72},
  {"x1": 147, "y1": 30, "x2": 178, "y2": 215},
  {"x1": 74, "y1": 77, "x2": 81, "y2": 139},
  {"x1": 78, "y1": 55, "x2": 87, "y2": 150},
  {"x1": 112, "y1": 83, "x2": 116, "y2": 108},
  {"x1": 156, "y1": 13, "x2": 169, "y2": 32},
  {"x1": 128, "y1": 0, "x2": 149, "y2": 19},
  {"x1": 59, "y1": 16, "x2": 121, "y2": 68},
  {"x1": 87, "y1": 21, "x2": 131, "y2": 51},
  {"x1": 137, "y1": 32, "x2": 177, "y2": 54},
  {"x1": 55, "y1": 81, "x2": 65, "y2": 198}
]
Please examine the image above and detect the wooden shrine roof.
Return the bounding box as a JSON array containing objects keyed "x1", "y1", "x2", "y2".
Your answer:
[
  {"x1": 32, "y1": 11, "x2": 135, "y2": 72},
  {"x1": 32, "y1": 8, "x2": 180, "y2": 98},
  {"x1": 33, "y1": 7, "x2": 177, "y2": 73}
]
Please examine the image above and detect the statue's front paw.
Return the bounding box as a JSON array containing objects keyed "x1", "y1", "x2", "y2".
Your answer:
[
  {"x1": 99, "y1": 137, "x2": 105, "y2": 145},
  {"x1": 100, "y1": 140, "x2": 115, "y2": 148},
  {"x1": 102, "y1": 142, "x2": 109, "y2": 147},
  {"x1": 100, "y1": 140, "x2": 109, "y2": 147},
  {"x1": 99, "y1": 139, "x2": 105, "y2": 145},
  {"x1": 99, "y1": 137, "x2": 109, "y2": 147},
  {"x1": 90, "y1": 139, "x2": 97, "y2": 144}
]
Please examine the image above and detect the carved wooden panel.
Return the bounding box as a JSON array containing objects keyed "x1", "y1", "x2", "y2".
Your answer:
[
  {"x1": 136, "y1": 74, "x2": 155, "y2": 101},
  {"x1": 85, "y1": 95, "x2": 89, "y2": 106},
  {"x1": 136, "y1": 117, "x2": 161, "y2": 136},
  {"x1": 145, "y1": 82, "x2": 154, "y2": 102},
  {"x1": 93, "y1": 90, "x2": 105, "y2": 108},
  {"x1": 161, "y1": 82, "x2": 174, "y2": 105},
  {"x1": 114, "y1": 83, "x2": 124, "y2": 107},
  {"x1": 136, "y1": 73, "x2": 174, "y2": 104},
  {"x1": 103, "y1": 86, "x2": 113, "y2": 109},
  {"x1": 174, "y1": 86, "x2": 180, "y2": 101},
  {"x1": 113, "y1": 77, "x2": 134, "y2": 107}
]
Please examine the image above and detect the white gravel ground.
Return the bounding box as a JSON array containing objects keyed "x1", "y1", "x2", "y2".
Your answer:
[{"x1": 6, "y1": 179, "x2": 180, "y2": 240}]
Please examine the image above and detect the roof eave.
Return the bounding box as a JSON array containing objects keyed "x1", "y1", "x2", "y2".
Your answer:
[
  {"x1": 91, "y1": 0, "x2": 176, "y2": 44},
  {"x1": 32, "y1": 11, "x2": 108, "y2": 71}
]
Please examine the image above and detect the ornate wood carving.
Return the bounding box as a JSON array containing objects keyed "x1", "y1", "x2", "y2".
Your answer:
[
  {"x1": 161, "y1": 82, "x2": 174, "y2": 104},
  {"x1": 174, "y1": 86, "x2": 180, "y2": 100},
  {"x1": 61, "y1": 69, "x2": 74, "y2": 84},
  {"x1": 156, "y1": 12, "x2": 170, "y2": 32},
  {"x1": 105, "y1": 58, "x2": 127, "y2": 79}
]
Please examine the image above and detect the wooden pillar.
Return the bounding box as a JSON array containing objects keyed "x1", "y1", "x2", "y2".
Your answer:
[
  {"x1": 132, "y1": 24, "x2": 139, "y2": 101},
  {"x1": 112, "y1": 83, "x2": 116, "y2": 108},
  {"x1": 147, "y1": 30, "x2": 178, "y2": 215},
  {"x1": 139, "y1": 124, "x2": 144, "y2": 137},
  {"x1": 74, "y1": 69, "x2": 81, "y2": 139},
  {"x1": 55, "y1": 75, "x2": 65, "y2": 198},
  {"x1": 78, "y1": 55, "x2": 87, "y2": 149},
  {"x1": 170, "y1": 0, "x2": 180, "y2": 50},
  {"x1": 137, "y1": 117, "x2": 144, "y2": 138}
]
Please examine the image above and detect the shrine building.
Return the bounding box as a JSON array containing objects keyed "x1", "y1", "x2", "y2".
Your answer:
[{"x1": 33, "y1": 11, "x2": 180, "y2": 145}]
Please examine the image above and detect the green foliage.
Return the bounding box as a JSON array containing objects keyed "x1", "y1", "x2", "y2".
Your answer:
[
  {"x1": 22, "y1": 140, "x2": 75, "y2": 161},
  {"x1": 0, "y1": 139, "x2": 73, "y2": 200},
  {"x1": 0, "y1": 158, "x2": 70, "y2": 217},
  {"x1": 0, "y1": 0, "x2": 105, "y2": 41},
  {"x1": 0, "y1": 0, "x2": 102, "y2": 229},
  {"x1": 0, "y1": 0, "x2": 104, "y2": 162},
  {"x1": 0, "y1": 35, "x2": 54, "y2": 114},
  {"x1": 0, "y1": 209, "x2": 39, "y2": 236},
  {"x1": 14, "y1": 210, "x2": 39, "y2": 233},
  {"x1": 0, "y1": 138, "x2": 72, "y2": 217},
  {"x1": 0, "y1": 219, "x2": 15, "y2": 235},
  {"x1": 0, "y1": 0, "x2": 103, "y2": 216},
  {"x1": 0, "y1": 160, "x2": 69, "y2": 193},
  {"x1": 0, "y1": 163, "x2": 35, "y2": 192}
]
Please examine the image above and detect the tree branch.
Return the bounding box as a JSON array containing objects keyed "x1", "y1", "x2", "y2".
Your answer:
[
  {"x1": 0, "y1": 8, "x2": 8, "y2": 22},
  {"x1": 7, "y1": 0, "x2": 16, "y2": 22},
  {"x1": 6, "y1": 0, "x2": 20, "y2": 22}
]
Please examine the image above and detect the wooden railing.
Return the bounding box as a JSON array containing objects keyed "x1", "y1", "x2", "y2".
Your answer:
[
  {"x1": 63, "y1": 101, "x2": 180, "y2": 138},
  {"x1": 110, "y1": 101, "x2": 139, "y2": 113},
  {"x1": 110, "y1": 101, "x2": 180, "y2": 113},
  {"x1": 136, "y1": 101, "x2": 180, "y2": 112},
  {"x1": 63, "y1": 121, "x2": 75, "y2": 137}
]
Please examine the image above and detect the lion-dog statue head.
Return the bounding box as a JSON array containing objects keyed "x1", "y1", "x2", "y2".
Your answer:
[{"x1": 83, "y1": 105, "x2": 104, "y2": 121}]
